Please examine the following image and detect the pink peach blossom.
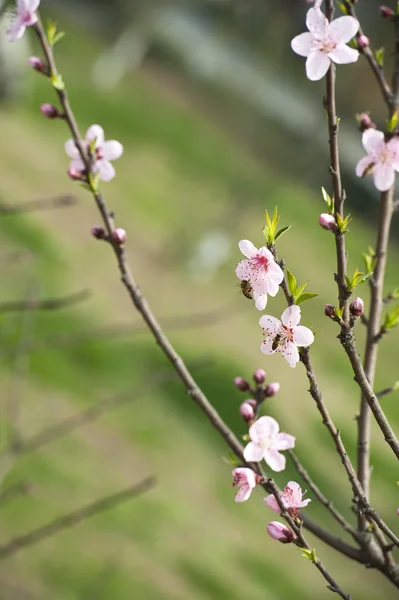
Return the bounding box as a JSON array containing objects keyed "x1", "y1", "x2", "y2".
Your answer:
[
  {"x1": 355, "y1": 129, "x2": 399, "y2": 192},
  {"x1": 264, "y1": 481, "x2": 311, "y2": 516},
  {"x1": 236, "y1": 240, "x2": 283, "y2": 311},
  {"x1": 291, "y1": 8, "x2": 359, "y2": 81},
  {"x1": 232, "y1": 468, "x2": 260, "y2": 502},
  {"x1": 8, "y1": 0, "x2": 40, "y2": 41},
  {"x1": 266, "y1": 521, "x2": 295, "y2": 543},
  {"x1": 243, "y1": 416, "x2": 295, "y2": 472},
  {"x1": 259, "y1": 305, "x2": 314, "y2": 368},
  {"x1": 65, "y1": 125, "x2": 123, "y2": 183}
]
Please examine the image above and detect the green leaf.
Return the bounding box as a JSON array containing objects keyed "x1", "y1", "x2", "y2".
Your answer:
[
  {"x1": 296, "y1": 292, "x2": 318, "y2": 305},
  {"x1": 383, "y1": 305, "x2": 399, "y2": 330},
  {"x1": 376, "y1": 47, "x2": 385, "y2": 68},
  {"x1": 387, "y1": 111, "x2": 399, "y2": 133},
  {"x1": 222, "y1": 453, "x2": 240, "y2": 467},
  {"x1": 295, "y1": 281, "x2": 309, "y2": 298},
  {"x1": 321, "y1": 187, "x2": 334, "y2": 212},
  {"x1": 45, "y1": 18, "x2": 57, "y2": 45},
  {"x1": 286, "y1": 269, "x2": 297, "y2": 297},
  {"x1": 51, "y1": 73, "x2": 65, "y2": 91},
  {"x1": 53, "y1": 31, "x2": 66, "y2": 46},
  {"x1": 392, "y1": 380, "x2": 399, "y2": 391},
  {"x1": 274, "y1": 225, "x2": 291, "y2": 242},
  {"x1": 336, "y1": 2, "x2": 348, "y2": 15}
]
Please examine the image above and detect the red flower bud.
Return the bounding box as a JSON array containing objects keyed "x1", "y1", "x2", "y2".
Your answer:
[
  {"x1": 267, "y1": 522, "x2": 295, "y2": 544},
  {"x1": 379, "y1": 5, "x2": 394, "y2": 18},
  {"x1": 357, "y1": 112, "x2": 376, "y2": 132},
  {"x1": 253, "y1": 369, "x2": 266, "y2": 385},
  {"x1": 40, "y1": 103, "x2": 61, "y2": 119},
  {"x1": 264, "y1": 382, "x2": 280, "y2": 398},
  {"x1": 28, "y1": 56, "x2": 47, "y2": 74},
  {"x1": 324, "y1": 304, "x2": 335, "y2": 318},
  {"x1": 239, "y1": 402, "x2": 255, "y2": 423},
  {"x1": 112, "y1": 228, "x2": 127, "y2": 246},
  {"x1": 91, "y1": 226, "x2": 106, "y2": 240},
  {"x1": 319, "y1": 213, "x2": 337, "y2": 231},
  {"x1": 234, "y1": 377, "x2": 250, "y2": 392},
  {"x1": 350, "y1": 297, "x2": 364, "y2": 317},
  {"x1": 357, "y1": 35, "x2": 370, "y2": 50}
]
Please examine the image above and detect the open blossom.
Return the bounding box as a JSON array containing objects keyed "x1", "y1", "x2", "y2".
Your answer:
[
  {"x1": 291, "y1": 8, "x2": 359, "y2": 81},
  {"x1": 232, "y1": 468, "x2": 260, "y2": 502},
  {"x1": 265, "y1": 481, "x2": 311, "y2": 516},
  {"x1": 236, "y1": 240, "x2": 284, "y2": 311},
  {"x1": 259, "y1": 305, "x2": 314, "y2": 368},
  {"x1": 355, "y1": 129, "x2": 399, "y2": 192},
  {"x1": 8, "y1": 0, "x2": 40, "y2": 41},
  {"x1": 243, "y1": 416, "x2": 295, "y2": 472},
  {"x1": 65, "y1": 125, "x2": 123, "y2": 182}
]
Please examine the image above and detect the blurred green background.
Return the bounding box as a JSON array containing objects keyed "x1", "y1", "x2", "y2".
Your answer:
[{"x1": 0, "y1": 0, "x2": 398, "y2": 598}]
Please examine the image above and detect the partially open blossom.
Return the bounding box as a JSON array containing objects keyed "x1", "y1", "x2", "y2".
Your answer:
[
  {"x1": 8, "y1": 0, "x2": 40, "y2": 41},
  {"x1": 356, "y1": 129, "x2": 399, "y2": 191},
  {"x1": 324, "y1": 304, "x2": 335, "y2": 318},
  {"x1": 357, "y1": 35, "x2": 370, "y2": 50},
  {"x1": 236, "y1": 240, "x2": 284, "y2": 311},
  {"x1": 264, "y1": 382, "x2": 280, "y2": 398},
  {"x1": 234, "y1": 377, "x2": 250, "y2": 392},
  {"x1": 232, "y1": 468, "x2": 261, "y2": 502},
  {"x1": 291, "y1": 8, "x2": 359, "y2": 81},
  {"x1": 350, "y1": 297, "x2": 364, "y2": 317},
  {"x1": 112, "y1": 228, "x2": 127, "y2": 246},
  {"x1": 67, "y1": 167, "x2": 85, "y2": 181},
  {"x1": 265, "y1": 481, "x2": 311, "y2": 516},
  {"x1": 253, "y1": 369, "x2": 266, "y2": 385},
  {"x1": 266, "y1": 521, "x2": 295, "y2": 544},
  {"x1": 65, "y1": 125, "x2": 123, "y2": 183},
  {"x1": 240, "y1": 402, "x2": 255, "y2": 423},
  {"x1": 91, "y1": 226, "x2": 106, "y2": 240},
  {"x1": 28, "y1": 56, "x2": 46, "y2": 73},
  {"x1": 243, "y1": 416, "x2": 295, "y2": 471},
  {"x1": 259, "y1": 305, "x2": 314, "y2": 368},
  {"x1": 379, "y1": 5, "x2": 394, "y2": 19},
  {"x1": 319, "y1": 213, "x2": 337, "y2": 231},
  {"x1": 357, "y1": 112, "x2": 376, "y2": 132},
  {"x1": 40, "y1": 104, "x2": 61, "y2": 119}
]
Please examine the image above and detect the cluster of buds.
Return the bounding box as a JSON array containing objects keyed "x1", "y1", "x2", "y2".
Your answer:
[
  {"x1": 325, "y1": 298, "x2": 364, "y2": 322},
  {"x1": 234, "y1": 369, "x2": 280, "y2": 424}
]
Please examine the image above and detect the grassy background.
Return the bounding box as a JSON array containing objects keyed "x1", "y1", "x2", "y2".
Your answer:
[{"x1": 0, "y1": 10, "x2": 398, "y2": 600}]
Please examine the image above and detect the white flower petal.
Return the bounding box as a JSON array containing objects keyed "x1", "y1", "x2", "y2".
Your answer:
[
  {"x1": 306, "y1": 8, "x2": 328, "y2": 38},
  {"x1": 281, "y1": 341, "x2": 300, "y2": 367},
  {"x1": 268, "y1": 261, "x2": 284, "y2": 285},
  {"x1": 260, "y1": 338, "x2": 278, "y2": 355},
  {"x1": 264, "y1": 449, "x2": 286, "y2": 472},
  {"x1": 243, "y1": 442, "x2": 264, "y2": 462},
  {"x1": 102, "y1": 140, "x2": 124, "y2": 161},
  {"x1": 281, "y1": 305, "x2": 301, "y2": 329},
  {"x1": 328, "y1": 16, "x2": 359, "y2": 45},
  {"x1": 264, "y1": 494, "x2": 280, "y2": 513},
  {"x1": 306, "y1": 50, "x2": 331, "y2": 81},
  {"x1": 286, "y1": 481, "x2": 302, "y2": 504},
  {"x1": 235, "y1": 260, "x2": 252, "y2": 281},
  {"x1": 7, "y1": 23, "x2": 26, "y2": 41},
  {"x1": 235, "y1": 484, "x2": 252, "y2": 502},
  {"x1": 355, "y1": 155, "x2": 375, "y2": 178},
  {"x1": 28, "y1": 0, "x2": 41, "y2": 12},
  {"x1": 259, "y1": 315, "x2": 281, "y2": 336},
  {"x1": 65, "y1": 139, "x2": 80, "y2": 159},
  {"x1": 254, "y1": 292, "x2": 267, "y2": 311},
  {"x1": 329, "y1": 44, "x2": 359, "y2": 65},
  {"x1": 291, "y1": 32, "x2": 315, "y2": 58},
  {"x1": 86, "y1": 125, "x2": 104, "y2": 147},
  {"x1": 274, "y1": 433, "x2": 296, "y2": 451},
  {"x1": 293, "y1": 325, "x2": 314, "y2": 347},
  {"x1": 69, "y1": 158, "x2": 85, "y2": 171},
  {"x1": 373, "y1": 164, "x2": 395, "y2": 192},
  {"x1": 238, "y1": 240, "x2": 258, "y2": 259},
  {"x1": 251, "y1": 416, "x2": 279, "y2": 441},
  {"x1": 97, "y1": 160, "x2": 116, "y2": 182},
  {"x1": 266, "y1": 278, "x2": 280, "y2": 297},
  {"x1": 362, "y1": 129, "x2": 385, "y2": 154}
]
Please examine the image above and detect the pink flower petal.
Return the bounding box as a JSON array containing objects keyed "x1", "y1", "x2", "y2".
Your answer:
[
  {"x1": 274, "y1": 433, "x2": 296, "y2": 451},
  {"x1": 238, "y1": 240, "x2": 258, "y2": 259},
  {"x1": 373, "y1": 163, "x2": 395, "y2": 191},
  {"x1": 355, "y1": 155, "x2": 375, "y2": 178},
  {"x1": 291, "y1": 32, "x2": 315, "y2": 57},
  {"x1": 7, "y1": 24, "x2": 26, "y2": 41},
  {"x1": 306, "y1": 50, "x2": 331, "y2": 81},
  {"x1": 300, "y1": 498, "x2": 312, "y2": 508},
  {"x1": 235, "y1": 260, "x2": 252, "y2": 281},
  {"x1": 329, "y1": 44, "x2": 359, "y2": 65},
  {"x1": 251, "y1": 272, "x2": 269, "y2": 295},
  {"x1": 97, "y1": 160, "x2": 116, "y2": 182},
  {"x1": 69, "y1": 158, "x2": 85, "y2": 172},
  {"x1": 264, "y1": 494, "x2": 281, "y2": 512},
  {"x1": 264, "y1": 449, "x2": 286, "y2": 472},
  {"x1": 328, "y1": 16, "x2": 359, "y2": 45},
  {"x1": 254, "y1": 292, "x2": 267, "y2": 311},
  {"x1": 362, "y1": 129, "x2": 385, "y2": 155},
  {"x1": 281, "y1": 305, "x2": 301, "y2": 329},
  {"x1": 260, "y1": 338, "x2": 278, "y2": 355},
  {"x1": 306, "y1": 8, "x2": 328, "y2": 38},
  {"x1": 102, "y1": 140, "x2": 124, "y2": 161},
  {"x1": 286, "y1": 481, "x2": 302, "y2": 504},
  {"x1": 28, "y1": 0, "x2": 41, "y2": 11},
  {"x1": 65, "y1": 139, "x2": 79, "y2": 160},
  {"x1": 266, "y1": 278, "x2": 280, "y2": 297},
  {"x1": 259, "y1": 315, "x2": 281, "y2": 336},
  {"x1": 86, "y1": 125, "x2": 104, "y2": 147},
  {"x1": 235, "y1": 484, "x2": 252, "y2": 502},
  {"x1": 243, "y1": 442, "x2": 265, "y2": 462},
  {"x1": 281, "y1": 341, "x2": 300, "y2": 367},
  {"x1": 250, "y1": 416, "x2": 279, "y2": 441},
  {"x1": 268, "y1": 261, "x2": 284, "y2": 285},
  {"x1": 258, "y1": 246, "x2": 274, "y2": 262},
  {"x1": 293, "y1": 325, "x2": 314, "y2": 347}
]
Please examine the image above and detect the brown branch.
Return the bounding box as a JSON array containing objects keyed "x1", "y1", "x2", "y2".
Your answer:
[
  {"x1": 0, "y1": 289, "x2": 91, "y2": 315},
  {"x1": 0, "y1": 194, "x2": 77, "y2": 216},
  {"x1": 0, "y1": 477, "x2": 155, "y2": 560}
]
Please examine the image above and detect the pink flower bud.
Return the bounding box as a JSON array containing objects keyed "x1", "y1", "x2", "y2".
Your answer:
[
  {"x1": 397, "y1": 507, "x2": 399, "y2": 516},
  {"x1": 253, "y1": 369, "x2": 266, "y2": 385},
  {"x1": 264, "y1": 382, "x2": 280, "y2": 398},
  {"x1": 67, "y1": 167, "x2": 85, "y2": 181},
  {"x1": 91, "y1": 226, "x2": 106, "y2": 240},
  {"x1": 379, "y1": 5, "x2": 394, "y2": 18},
  {"x1": 357, "y1": 35, "x2": 370, "y2": 50},
  {"x1": 246, "y1": 399, "x2": 257, "y2": 409},
  {"x1": 28, "y1": 56, "x2": 47, "y2": 73},
  {"x1": 234, "y1": 377, "x2": 250, "y2": 392},
  {"x1": 319, "y1": 213, "x2": 337, "y2": 231},
  {"x1": 239, "y1": 402, "x2": 255, "y2": 423},
  {"x1": 266, "y1": 521, "x2": 295, "y2": 544},
  {"x1": 357, "y1": 112, "x2": 376, "y2": 132},
  {"x1": 325, "y1": 304, "x2": 335, "y2": 318},
  {"x1": 350, "y1": 297, "x2": 364, "y2": 317},
  {"x1": 112, "y1": 228, "x2": 127, "y2": 246},
  {"x1": 40, "y1": 103, "x2": 61, "y2": 119}
]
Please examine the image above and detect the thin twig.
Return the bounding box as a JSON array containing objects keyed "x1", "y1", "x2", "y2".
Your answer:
[
  {"x1": 0, "y1": 477, "x2": 155, "y2": 560},
  {"x1": 0, "y1": 289, "x2": 90, "y2": 315},
  {"x1": 376, "y1": 385, "x2": 398, "y2": 400},
  {"x1": 0, "y1": 194, "x2": 77, "y2": 215}
]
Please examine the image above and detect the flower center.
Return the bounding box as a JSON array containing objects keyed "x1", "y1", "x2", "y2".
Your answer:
[
  {"x1": 378, "y1": 146, "x2": 393, "y2": 165},
  {"x1": 253, "y1": 254, "x2": 269, "y2": 271},
  {"x1": 314, "y1": 36, "x2": 337, "y2": 54},
  {"x1": 95, "y1": 147, "x2": 104, "y2": 160},
  {"x1": 21, "y1": 10, "x2": 33, "y2": 24}
]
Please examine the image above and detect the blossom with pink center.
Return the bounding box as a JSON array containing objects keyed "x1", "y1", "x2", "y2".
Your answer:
[
  {"x1": 232, "y1": 468, "x2": 260, "y2": 502},
  {"x1": 8, "y1": 0, "x2": 40, "y2": 41},
  {"x1": 264, "y1": 481, "x2": 311, "y2": 516},
  {"x1": 65, "y1": 125, "x2": 123, "y2": 182},
  {"x1": 243, "y1": 416, "x2": 295, "y2": 472},
  {"x1": 236, "y1": 240, "x2": 284, "y2": 311},
  {"x1": 291, "y1": 8, "x2": 359, "y2": 81},
  {"x1": 355, "y1": 129, "x2": 399, "y2": 192},
  {"x1": 259, "y1": 305, "x2": 314, "y2": 368}
]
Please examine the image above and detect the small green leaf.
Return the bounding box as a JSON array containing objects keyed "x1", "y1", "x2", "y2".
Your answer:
[
  {"x1": 53, "y1": 31, "x2": 66, "y2": 45},
  {"x1": 321, "y1": 187, "x2": 334, "y2": 212},
  {"x1": 295, "y1": 281, "x2": 309, "y2": 298},
  {"x1": 296, "y1": 292, "x2": 318, "y2": 305},
  {"x1": 45, "y1": 18, "x2": 57, "y2": 45},
  {"x1": 387, "y1": 111, "x2": 399, "y2": 133},
  {"x1": 336, "y1": 2, "x2": 348, "y2": 15},
  {"x1": 274, "y1": 225, "x2": 291, "y2": 242},
  {"x1": 376, "y1": 47, "x2": 385, "y2": 68},
  {"x1": 286, "y1": 269, "x2": 297, "y2": 297},
  {"x1": 392, "y1": 380, "x2": 399, "y2": 391},
  {"x1": 51, "y1": 73, "x2": 65, "y2": 90},
  {"x1": 383, "y1": 305, "x2": 399, "y2": 330},
  {"x1": 222, "y1": 453, "x2": 240, "y2": 467}
]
